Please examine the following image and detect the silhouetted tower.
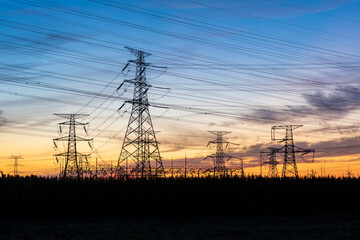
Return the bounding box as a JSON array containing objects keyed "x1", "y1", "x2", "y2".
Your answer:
[
  {"x1": 260, "y1": 147, "x2": 279, "y2": 177},
  {"x1": 346, "y1": 162, "x2": 353, "y2": 178},
  {"x1": 53, "y1": 114, "x2": 92, "y2": 178},
  {"x1": 205, "y1": 131, "x2": 239, "y2": 177},
  {"x1": 9, "y1": 155, "x2": 23, "y2": 176},
  {"x1": 117, "y1": 47, "x2": 163, "y2": 178},
  {"x1": 271, "y1": 125, "x2": 315, "y2": 177}
]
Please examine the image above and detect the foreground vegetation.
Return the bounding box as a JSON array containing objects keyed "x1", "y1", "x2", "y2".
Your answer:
[
  {"x1": 1, "y1": 215, "x2": 359, "y2": 240},
  {"x1": 0, "y1": 175, "x2": 359, "y2": 217}
]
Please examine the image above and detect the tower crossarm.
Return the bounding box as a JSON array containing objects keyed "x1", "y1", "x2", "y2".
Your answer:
[
  {"x1": 207, "y1": 131, "x2": 231, "y2": 136},
  {"x1": 208, "y1": 140, "x2": 231, "y2": 144},
  {"x1": 123, "y1": 79, "x2": 152, "y2": 87},
  {"x1": 271, "y1": 125, "x2": 303, "y2": 141},
  {"x1": 271, "y1": 125, "x2": 303, "y2": 130},
  {"x1": 125, "y1": 100, "x2": 150, "y2": 106},
  {"x1": 54, "y1": 136, "x2": 92, "y2": 142},
  {"x1": 55, "y1": 152, "x2": 90, "y2": 157},
  {"x1": 54, "y1": 113, "x2": 89, "y2": 119},
  {"x1": 294, "y1": 146, "x2": 315, "y2": 161},
  {"x1": 57, "y1": 121, "x2": 89, "y2": 126},
  {"x1": 293, "y1": 145, "x2": 314, "y2": 153}
]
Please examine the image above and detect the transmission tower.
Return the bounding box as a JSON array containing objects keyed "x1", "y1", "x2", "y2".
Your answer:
[
  {"x1": 116, "y1": 47, "x2": 163, "y2": 178},
  {"x1": 205, "y1": 131, "x2": 240, "y2": 177},
  {"x1": 271, "y1": 125, "x2": 315, "y2": 177},
  {"x1": 260, "y1": 147, "x2": 280, "y2": 178},
  {"x1": 53, "y1": 114, "x2": 92, "y2": 178},
  {"x1": 9, "y1": 155, "x2": 23, "y2": 176}
]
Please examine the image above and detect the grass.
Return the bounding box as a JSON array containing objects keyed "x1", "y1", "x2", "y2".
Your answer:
[{"x1": 0, "y1": 175, "x2": 359, "y2": 217}]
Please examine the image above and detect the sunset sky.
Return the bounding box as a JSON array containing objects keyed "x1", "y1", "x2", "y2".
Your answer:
[{"x1": 1, "y1": 0, "x2": 360, "y2": 177}]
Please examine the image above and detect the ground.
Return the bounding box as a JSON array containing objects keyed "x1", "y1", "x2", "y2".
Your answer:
[{"x1": 1, "y1": 214, "x2": 360, "y2": 240}]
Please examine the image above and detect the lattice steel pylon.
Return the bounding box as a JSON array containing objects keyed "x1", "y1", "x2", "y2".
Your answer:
[
  {"x1": 9, "y1": 155, "x2": 23, "y2": 176},
  {"x1": 271, "y1": 125, "x2": 314, "y2": 178},
  {"x1": 116, "y1": 47, "x2": 163, "y2": 178},
  {"x1": 205, "y1": 131, "x2": 239, "y2": 177},
  {"x1": 53, "y1": 114, "x2": 92, "y2": 178},
  {"x1": 260, "y1": 148, "x2": 279, "y2": 178}
]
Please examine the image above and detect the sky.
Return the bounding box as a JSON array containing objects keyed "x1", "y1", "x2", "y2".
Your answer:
[{"x1": 1, "y1": 0, "x2": 360, "y2": 177}]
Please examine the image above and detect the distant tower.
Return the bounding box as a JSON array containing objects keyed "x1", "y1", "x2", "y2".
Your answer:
[
  {"x1": 346, "y1": 162, "x2": 353, "y2": 178},
  {"x1": 116, "y1": 47, "x2": 163, "y2": 178},
  {"x1": 53, "y1": 114, "x2": 92, "y2": 178},
  {"x1": 271, "y1": 125, "x2": 314, "y2": 177},
  {"x1": 9, "y1": 155, "x2": 23, "y2": 176},
  {"x1": 260, "y1": 147, "x2": 279, "y2": 177},
  {"x1": 205, "y1": 131, "x2": 238, "y2": 177}
]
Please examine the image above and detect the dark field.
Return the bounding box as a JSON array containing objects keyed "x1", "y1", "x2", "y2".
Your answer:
[
  {"x1": 1, "y1": 215, "x2": 360, "y2": 240},
  {"x1": 1, "y1": 176, "x2": 360, "y2": 239}
]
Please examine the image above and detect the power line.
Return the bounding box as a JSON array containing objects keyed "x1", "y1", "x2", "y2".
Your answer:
[
  {"x1": 116, "y1": 47, "x2": 164, "y2": 178},
  {"x1": 266, "y1": 0, "x2": 360, "y2": 25},
  {"x1": 53, "y1": 114, "x2": 93, "y2": 178}
]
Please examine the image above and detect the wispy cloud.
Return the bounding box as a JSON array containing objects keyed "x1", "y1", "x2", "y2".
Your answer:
[
  {"x1": 234, "y1": 0, "x2": 357, "y2": 19},
  {"x1": 0, "y1": 110, "x2": 7, "y2": 126},
  {"x1": 263, "y1": 0, "x2": 357, "y2": 18},
  {"x1": 244, "y1": 84, "x2": 360, "y2": 124},
  {"x1": 301, "y1": 136, "x2": 360, "y2": 160},
  {"x1": 303, "y1": 85, "x2": 360, "y2": 116},
  {"x1": 153, "y1": 0, "x2": 357, "y2": 19}
]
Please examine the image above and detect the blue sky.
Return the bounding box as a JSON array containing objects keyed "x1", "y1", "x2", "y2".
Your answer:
[{"x1": 1, "y1": 0, "x2": 360, "y2": 176}]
